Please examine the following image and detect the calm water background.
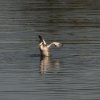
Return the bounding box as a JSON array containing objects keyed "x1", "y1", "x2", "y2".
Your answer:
[{"x1": 0, "y1": 0, "x2": 100, "y2": 100}]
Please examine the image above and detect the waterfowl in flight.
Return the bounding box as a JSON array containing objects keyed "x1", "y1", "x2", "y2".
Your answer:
[{"x1": 38, "y1": 35, "x2": 62, "y2": 57}]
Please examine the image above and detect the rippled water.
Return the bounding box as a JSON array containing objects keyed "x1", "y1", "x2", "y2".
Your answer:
[{"x1": 0, "y1": 0, "x2": 100, "y2": 100}]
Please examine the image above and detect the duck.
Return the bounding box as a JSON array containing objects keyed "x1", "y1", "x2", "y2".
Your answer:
[{"x1": 38, "y1": 35, "x2": 62, "y2": 57}]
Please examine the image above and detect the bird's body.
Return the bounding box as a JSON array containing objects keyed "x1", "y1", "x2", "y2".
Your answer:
[
  {"x1": 38, "y1": 35, "x2": 62, "y2": 57},
  {"x1": 39, "y1": 44, "x2": 50, "y2": 57}
]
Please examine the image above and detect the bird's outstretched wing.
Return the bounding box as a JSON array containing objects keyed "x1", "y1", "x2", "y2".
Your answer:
[
  {"x1": 38, "y1": 35, "x2": 46, "y2": 45},
  {"x1": 47, "y1": 42, "x2": 62, "y2": 48}
]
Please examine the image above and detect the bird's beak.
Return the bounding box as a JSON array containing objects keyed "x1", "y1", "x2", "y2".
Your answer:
[{"x1": 59, "y1": 43, "x2": 63, "y2": 47}]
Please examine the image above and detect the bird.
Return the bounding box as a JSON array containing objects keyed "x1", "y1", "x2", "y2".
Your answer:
[{"x1": 38, "y1": 35, "x2": 62, "y2": 57}]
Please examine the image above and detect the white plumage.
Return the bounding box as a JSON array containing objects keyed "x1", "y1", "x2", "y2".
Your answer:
[{"x1": 38, "y1": 35, "x2": 62, "y2": 57}]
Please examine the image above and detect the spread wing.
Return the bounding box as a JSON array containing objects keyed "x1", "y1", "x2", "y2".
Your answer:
[{"x1": 38, "y1": 35, "x2": 46, "y2": 45}]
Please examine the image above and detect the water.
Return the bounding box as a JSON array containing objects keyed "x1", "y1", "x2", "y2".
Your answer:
[{"x1": 0, "y1": 0, "x2": 100, "y2": 100}]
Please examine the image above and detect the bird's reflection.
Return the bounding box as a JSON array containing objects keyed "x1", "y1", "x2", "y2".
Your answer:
[{"x1": 40, "y1": 56, "x2": 61, "y2": 76}]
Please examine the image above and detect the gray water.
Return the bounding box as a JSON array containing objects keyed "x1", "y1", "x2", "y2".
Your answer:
[{"x1": 0, "y1": 0, "x2": 100, "y2": 100}]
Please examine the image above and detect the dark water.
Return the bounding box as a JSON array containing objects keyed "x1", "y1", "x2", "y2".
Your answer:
[{"x1": 0, "y1": 0, "x2": 100, "y2": 100}]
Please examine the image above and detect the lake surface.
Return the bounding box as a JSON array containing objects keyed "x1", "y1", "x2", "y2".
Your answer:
[{"x1": 0, "y1": 0, "x2": 100, "y2": 100}]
